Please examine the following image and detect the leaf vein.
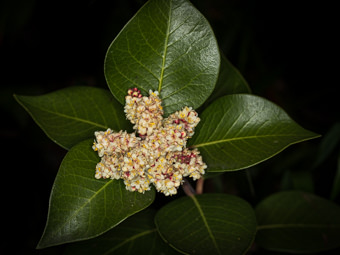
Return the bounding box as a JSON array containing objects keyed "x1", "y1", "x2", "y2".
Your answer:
[
  {"x1": 102, "y1": 229, "x2": 156, "y2": 255},
  {"x1": 190, "y1": 196, "x2": 222, "y2": 255},
  {"x1": 158, "y1": 0, "x2": 171, "y2": 93},
  {"x1": 193, "y1": 134, "x2": 305, "y2": 148}
]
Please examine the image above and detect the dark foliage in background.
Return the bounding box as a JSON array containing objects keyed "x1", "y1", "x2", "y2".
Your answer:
[{"x1": 1, "y1": 0, "x2": 338, "y2": 254}]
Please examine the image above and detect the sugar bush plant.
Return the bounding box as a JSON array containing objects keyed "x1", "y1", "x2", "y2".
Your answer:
[{"x1": 14, "y1": 0, "x2": 340, "y2": 254}]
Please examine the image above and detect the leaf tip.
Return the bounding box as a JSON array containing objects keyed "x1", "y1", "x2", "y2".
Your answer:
[
  {"x1": 35, "y1": 235, "x2": 49, "y2": 250},
  {"x1": 12, "y1": 93, "x2": 23, "y2": 104}
]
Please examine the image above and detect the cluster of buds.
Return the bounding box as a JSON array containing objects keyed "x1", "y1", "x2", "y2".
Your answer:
[{"x1": 92, "y1": 88, "x2": 206, "y2": 196}]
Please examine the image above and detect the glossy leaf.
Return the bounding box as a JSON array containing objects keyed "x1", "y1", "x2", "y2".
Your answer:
[
  {"x1": 104, "y1": 0, "x2": 220, "y2": 115},
  {"x1": 202, "y1": 53, "x2": 251, "y2": 108},
  {"x1": 64, "y1": 209, "x2": 180, "y2": 255},
  {"x1": 255, "y1": 191, "x2": 340, "y2": 253},
  {"x1": 14, "y1": 86, "x2": 131, "y2": 150},
  {"x1": 37, "y1": 140, "x2": 155, "y2": 249},
  {"x1": 313, "y1": 122, "x2": 340, "y2": 169},
  {"x1": 281, "y1": 171, "x2": 314, "y2": 193},
  {"x1": 331, "y1": 152, "x2": 340, "y2": 200},
  {"x1": 155, "y1": 193, "x2": 257, "y2": 255},
  {"x1": 189, "y1": 94, "x2": 320, "y2": 172}
]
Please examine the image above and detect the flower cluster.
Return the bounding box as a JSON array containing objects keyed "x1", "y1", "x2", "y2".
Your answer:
[{"x1": 92, "y1": 88, "x2": 206, "y2": 196}]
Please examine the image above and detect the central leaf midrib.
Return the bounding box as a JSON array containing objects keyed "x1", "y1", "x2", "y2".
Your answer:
[
  {"x1": 193, "y1": 134, "x2": 309, "y2": 148},
  {"x1": 103, "y1": 229, "x2": 156, "y2": 255},
  {"x1": 33, "y1": 104, "x2": 108, "y2": 130},
  {"x1": 158, "y1": 1, "x2": 171, "y2": 93},
  {"x1": 51, "y1": 178, "x2": 114, "y2": 242},
  {"x1": 257, "y1": 223, "x2": 340, "y2": 230},
  {"x1": 191, "y1": 196, "x2": 221, "y2": 255}
]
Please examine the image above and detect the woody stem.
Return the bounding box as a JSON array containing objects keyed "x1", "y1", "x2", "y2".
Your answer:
[
  {"x1": 182, "y1": 178, "x2": 196, "y2": 197},
  {"x1": 196, "y1": 178, "x2": 204, "y2": 194}
]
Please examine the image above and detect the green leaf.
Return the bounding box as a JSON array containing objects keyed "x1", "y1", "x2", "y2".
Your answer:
[
  {"x1": 189, "y1": 94, "x2": 320, "y2": 172},
  {"x1": 313, "y1": 122, "x2": 340, "y2": 169},
  {"x1": 255, "y1": 191, "x2": 340, "y2": 253},
  {"x1": 104, "y1": 0, "x2": 220, "y2": 116},
  {"x1": 281, "y1": 171, "x2": 314, "y2": 193},
  {"x1": 64, "y1": 209, "x2": 180, "y2": 255},
  {"x1": 331, "y1": 151, "x2": 340, "y2": 200},
  {"x1": 155, "y1": 193, "x2": 257, "y2": 255},
  {"x1": 201, "y1": 53, "x2": 251, "y2": 108},
  {"x1": 37, "y1": 139, "x2": 155, "y2": 249},
  {"x1": 14, "y1": 86, "x2": 131, "y2": 150}
]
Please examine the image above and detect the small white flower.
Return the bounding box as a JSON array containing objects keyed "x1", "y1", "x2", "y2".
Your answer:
[{"x1": 92, "y1": 88, "x2": 206, "y2": 195}]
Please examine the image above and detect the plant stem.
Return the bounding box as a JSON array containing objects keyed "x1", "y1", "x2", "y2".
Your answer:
[
  {"x1": 182, "y1": 178, "x2": 196, "y2": 197},
  {"x1": 196, "y1": 178, "x2": 204, "y2": 194}
]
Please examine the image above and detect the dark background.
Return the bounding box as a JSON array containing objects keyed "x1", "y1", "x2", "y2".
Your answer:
[{"x1": 1, "y1": 0, "x2": 339, "y2": 254}]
